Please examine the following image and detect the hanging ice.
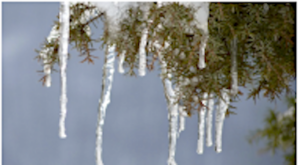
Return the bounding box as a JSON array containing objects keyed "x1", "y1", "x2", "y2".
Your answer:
[
  {"x1": 155, "y1": 40, "x2": 178, "y2": 165},
  {"x1": 178, "y1": 105, "x2": 187, "y2": 136},
  {"x1": 198, "y1": 34, "x2": 208, "y2": 69},
  {"x1": 58, "y1": 1, "x2": 70, "y2": 139},
  {"x1": 39, "y1": 25, "x2": 60, "y2": 87},
  {"x1": 96, "y1": 45, "x2": 116, "y2": 165},
  {"x1": 138, "y1": 27, "x2": 148, "y2": 76},
  {"x1": 197, "y1": 93, "x2": 208, "y2": 154},
  {"x1": 138, "y1": 5, "x2": 150, "y2": 77},
  {"x1": 206, "y1": 93, "x2": 214, "y2": 147},
  {"x1": 231, "y1": 36, "x2": 238, "y2": 95},
  {"x1": 118, "y1": 51, "x2": 126, "y2": 74},
  {"x1": 215, "y1": 89, "x2": 230, "y2": 153}
]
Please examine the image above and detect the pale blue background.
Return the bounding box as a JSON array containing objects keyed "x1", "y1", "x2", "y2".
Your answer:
[{"x1": 3, "y1": 2, "x2": 294, "y2": 165}]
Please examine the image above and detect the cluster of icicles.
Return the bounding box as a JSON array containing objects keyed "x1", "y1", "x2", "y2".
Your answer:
[{"x1": 40, "y1": 2, "x2": 238, "y2": 165}]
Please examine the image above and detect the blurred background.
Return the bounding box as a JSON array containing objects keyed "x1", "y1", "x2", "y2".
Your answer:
[{"x1": 2, "y1": 2, "x2": 295, "y2": 165}]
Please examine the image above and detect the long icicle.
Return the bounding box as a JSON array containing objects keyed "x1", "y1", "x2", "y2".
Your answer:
[
  {"x1": 215, "y1": 89, "x2": 230, "y2": 153},
  {"x1": 206, "y1": 93, "x2": 214, "y2": 147},
  {"x1": 231, "y1": 36, "x2": 238, "y2": 96},
  {"x1": 138, "y1": 7, "x2": 150, "y2": 77},
  {"x1": 58, "y1": 1, "x2": 70, "y2": 139},
  {"x1": 96, "y1": 45, "x2": 116, "y2": 165},
  {"x1": 197, "y1": 92, "x2": 208, "y2": 154},
  {"x1": 155, "y1": 40, "x2": 178, "y2": 165}
]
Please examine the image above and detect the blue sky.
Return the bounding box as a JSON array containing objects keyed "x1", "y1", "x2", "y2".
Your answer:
[{"x1": 2, "y1": 2, "x2": 294, "y2": 165}]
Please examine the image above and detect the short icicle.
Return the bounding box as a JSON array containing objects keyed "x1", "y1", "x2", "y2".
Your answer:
[
  {"x1": 198, "y1": 34, "x2": 208, "y2": 69},
  {"x1": 118, "y1": 51, "x2": 126, "y2": 74},
  {"x1": 206, "y1": 93, "x2": 214, "y2": 147},
  {"x1": 215, "y1": 89, "x2": 230, "y2": 153},
  {"x1": 178, "y1": 105, "x2": 187, "y2": 136},
  {"x1": 58, "y1": 1, "x2": 70, "y2": 139},
  {"x1": 197, "y1": 93, "x2": 208, "y2": 154},
  {"x1": 40, "y1": 25, "x2": 60, "y2": 87},
  {"x1": 96, "y1": 45, "x2": 116, "y2": 165}
]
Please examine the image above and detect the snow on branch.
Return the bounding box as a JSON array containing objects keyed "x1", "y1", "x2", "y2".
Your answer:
[
  {"x1": 58, "y1": 1, "x2": 70, "y2": 139},
  {"x1": 96, "y1": 45, "x2": 116, "y2": 165}
]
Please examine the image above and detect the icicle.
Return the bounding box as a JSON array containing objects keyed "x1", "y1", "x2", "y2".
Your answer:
[
  {"x1": 155, "y1": 40, "x2": 178, "y2": 165},
  {"x1": 197, "y1": 93, "x2": 208, "y2": 154},
  {"x1": 96, "y1": 45, "x2": 116, "y2": 165},
  {"x1": 167, "y1": 100, "x2": 178, "y2": 165},
  {"x1": 231, "y1": 36, "x2": 238, "y2": 96},
  {"x1": 118, "y1": 51, "x2": 126, "y2": 74},
  {"x1": 215, "y1": 89, "x2": 230, "y2": 153},
  {"x1": 58, "y1": 1, "x2": 70, "y2": 139},
  {"x1": 40, "y1": 25, "x2": 60, "y2": 87},
  {"x1": 178, "y1": 106, "x2": 187, "y2": 136},
  {"x1": 198, "y1": 34, "x2": 208, "y2": 69},
  {"x1": 206, "y1": 93, "x2": 214, "y2": 147},
  {"x1": 41, "y1": 46, "x2": 52, "y2": 87},
  {"x1": 138, "y1": 21, "x2": 149, "y2": 76}
]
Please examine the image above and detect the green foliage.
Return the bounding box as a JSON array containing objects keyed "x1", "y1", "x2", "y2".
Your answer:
[
  {"x1": 248, "y1": 96, "x2": 296, "y2": 165},
  {"x1": 35, "y1": 3, "x2": 295, "y2": 115}
]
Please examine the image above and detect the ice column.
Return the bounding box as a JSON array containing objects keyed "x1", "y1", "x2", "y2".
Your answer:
[
  {"x1": 215, "y1": 89, "x2": 230, "y2": 153},
  {"x1": 96, "y1": 45, "x2": 116, "y2": 165},
  {"x1": 58, "y1": 1, "x2": 70, "y2": 139},
  {"x1": 197, "y1": 93, "x2": 208, "y2": 154}
]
